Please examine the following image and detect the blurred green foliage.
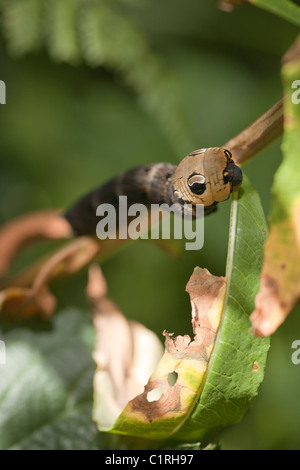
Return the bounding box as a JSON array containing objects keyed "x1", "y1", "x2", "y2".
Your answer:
[{"x1": 0, "y1": 0, "x2": 300, "y2": 449}]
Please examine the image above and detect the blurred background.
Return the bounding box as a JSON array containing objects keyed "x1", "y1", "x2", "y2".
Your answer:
[{"x1": 0, "y1": 0, "x2": 299, "y2": 449}]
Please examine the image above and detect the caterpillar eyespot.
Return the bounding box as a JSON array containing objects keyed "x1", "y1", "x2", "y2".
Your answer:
[{"x1": 187, "y1": 173, "x2": 206, "y2": 195}]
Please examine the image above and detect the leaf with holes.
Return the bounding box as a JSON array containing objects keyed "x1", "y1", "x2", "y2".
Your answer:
[{"x1": 92, "y1": 175, "x2": 270, "y2": 441}]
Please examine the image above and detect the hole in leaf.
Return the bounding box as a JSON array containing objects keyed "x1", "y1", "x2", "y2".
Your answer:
[
  {"x1": 147, "y1": 386, "x2": 163, "y2": 402},
  {"x1": 167, "y1": 371, "x2": 178, "y2": 386}
]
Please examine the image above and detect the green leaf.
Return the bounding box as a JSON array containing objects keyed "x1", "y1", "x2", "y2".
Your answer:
[
  {"x1": 249, "y1": 0, "x2": 300, "y2": 27},
  {"x1": 107, "y1": 175, "x2": 270, "y2": 441},
  {"x1": 0, "y1": 309, "x2": 107, "y2": 450}
]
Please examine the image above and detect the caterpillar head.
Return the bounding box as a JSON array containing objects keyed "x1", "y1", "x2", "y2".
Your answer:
[{"x1": 172, "y1": 147, "x2": 242, "y2": 208}]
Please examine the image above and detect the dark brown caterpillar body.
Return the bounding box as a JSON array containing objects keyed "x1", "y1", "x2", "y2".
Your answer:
[{"x1": 65, "y1": 147, "x2": 242, "y2": 236}]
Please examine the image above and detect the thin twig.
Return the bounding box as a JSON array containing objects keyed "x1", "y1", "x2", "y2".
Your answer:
[{"x1": 224, "y1": 98, "x2": 284, "y2": 165}]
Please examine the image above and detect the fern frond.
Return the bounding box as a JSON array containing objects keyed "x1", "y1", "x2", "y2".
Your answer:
[
  {"x1": 44, "y1": 0, "x2": 81, "y2": 65},
  {"x1": 1, "y1": 0, "x2": 43, "y2": 56},
  {"x1": 0, "y1": 0, "x2": 195, "y2": 154},
  {"x1": 78, "y1": 1, "x2": 194, "y2": 153}
]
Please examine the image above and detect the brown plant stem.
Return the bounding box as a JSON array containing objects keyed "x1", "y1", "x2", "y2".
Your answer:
[{"x1": 224, "y1": 98, "x2": 284, "y2": 165}]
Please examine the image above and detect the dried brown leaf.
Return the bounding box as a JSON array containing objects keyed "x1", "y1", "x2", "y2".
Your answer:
[
  {"x1": 0, "y1": 210, "x2": 71, "y2": 278},
  {"x1": 88, "y1": 265, "x2": 164, "y2": 430},
  {"x1": 0, "y1": 205, "x2": 133, "y2": 320},
  {"x1": 250, "y1": 201, "x2": 300, "y2": 336},
  {"x1": 250, "y1": 40, "x2": 300, "y2": 336},
  {"x1": 0, "y1": 237, "x2": 101, "y2": 319}
]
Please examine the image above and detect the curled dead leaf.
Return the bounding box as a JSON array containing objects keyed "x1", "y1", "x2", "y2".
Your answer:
[
  {"x1": 0, "y1": 208, "x2": 131, "y2": 320},
  {"x1": 0, "y1": 286, "x2": 55, "y2": 319},
  {"x1": 0, "y1": 212, "x2": 136, "y2": 321},
  {"x1": 89, "y1": 264, "x2": 164, "y2": 430},
  {"x1": 250, "y1": 37, "x2": 300, "y2": 337},
  {"x1": 0, "y1": 209, "x2": 72, "y2": 278},
  {"x1": 0, "y1": 237, "x2": 101, "y2": 320}
]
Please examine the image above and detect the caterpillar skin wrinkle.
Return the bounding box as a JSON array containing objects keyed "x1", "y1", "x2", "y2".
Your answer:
[{"x1": 64, "y1": 147, "x2": 243, "y2": 236}]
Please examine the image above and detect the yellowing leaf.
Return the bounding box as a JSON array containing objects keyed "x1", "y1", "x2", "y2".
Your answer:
[{"x1": 250, "y1": 37, "x2": 300, "y2": 336}]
